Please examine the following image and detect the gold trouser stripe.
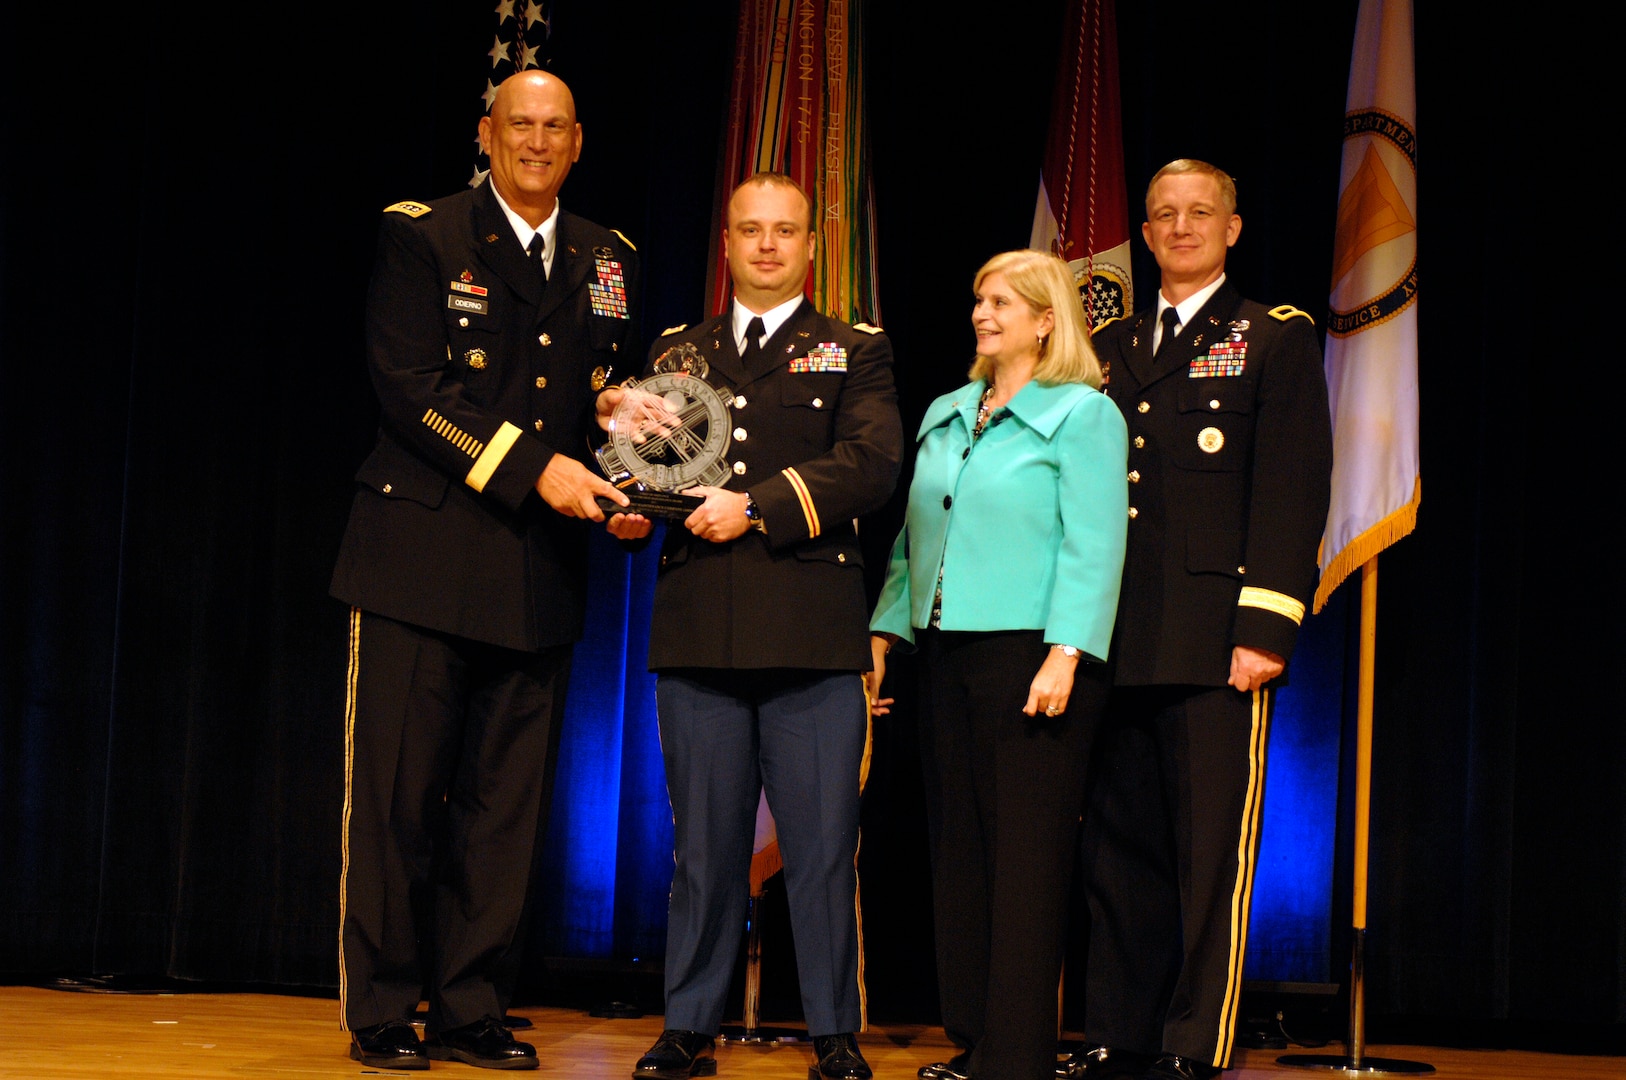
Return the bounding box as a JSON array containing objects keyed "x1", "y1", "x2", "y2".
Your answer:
[
  {"x1": 1237, "y1": 586, "x2": 1305, "y2": 625},
  {"x1": 466, "y1": 420, "x2": 523, "y2": 492},
  {"x1": 337, "y1": 607, "x2": 361, "y2": 1031},
  {"x1": 782, "y1": 467, "x2": 820, "y2": 538},
  {"x1": 849, "y1": 675, "x2": 871, "y2": 1031},
  {"x1": 854, "y1": 824, "x2": 868, "y2": 1033},
  {"x1": 1213, "y1": 687, "x2": 1271, "y2": 1065}
]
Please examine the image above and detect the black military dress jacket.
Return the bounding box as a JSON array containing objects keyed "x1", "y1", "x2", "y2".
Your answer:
[
  {"x1": 644, "y1": 301, "x2": 903, "y2": 672},
  {"x1": 331, "y1": 180, "x2": 641, "y2": 652},
  {"x1": 1094, "y1": 280, "x2": 1332, "y2": 687}
]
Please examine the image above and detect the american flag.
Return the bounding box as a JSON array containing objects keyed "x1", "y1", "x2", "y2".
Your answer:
[{"x1": 470, "y1": 0, "x2": 555, "y2": 188}]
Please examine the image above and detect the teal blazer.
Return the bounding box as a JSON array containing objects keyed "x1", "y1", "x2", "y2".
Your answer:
[{"x1": 871, "y1": 378, "x2": 1128, "y2": 661}]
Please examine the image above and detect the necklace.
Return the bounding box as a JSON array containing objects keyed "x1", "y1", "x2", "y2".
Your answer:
[{"x1": 972, "y1": 384, "x2": 996, "y2": 439}]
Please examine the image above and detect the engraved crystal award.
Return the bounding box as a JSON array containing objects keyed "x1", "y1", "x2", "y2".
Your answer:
[{"x1": 594, "y1": 344, "x2": 734, "y2": 520}]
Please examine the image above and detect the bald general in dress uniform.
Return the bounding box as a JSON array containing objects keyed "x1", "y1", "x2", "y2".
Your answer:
[
  {"x1": 1066, "y1": 160, "x2": 1332, "y2": 1080},
  {"x1": 330, "y1": 71, "x2": 638, "y2": 1073}
]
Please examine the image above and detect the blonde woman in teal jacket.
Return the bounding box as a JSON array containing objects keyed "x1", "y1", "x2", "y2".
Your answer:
[{"x1": 869, "y1": 250, "x2": 1127, "y2": 1080}]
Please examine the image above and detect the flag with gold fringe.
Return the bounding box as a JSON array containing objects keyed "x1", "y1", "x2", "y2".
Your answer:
[
  {"x1": 706, "y1": 0, "x2": 880, "y2": 898},
  {"x1": 706, "y1": 0, "x2": 879, "y2": 325},
  {"x1": 1029, "y1": 0, "x2": 1132, "y2": 331},
  {"x1": 1315, "y1": 0, "x2": 1420, "y2": 611}
]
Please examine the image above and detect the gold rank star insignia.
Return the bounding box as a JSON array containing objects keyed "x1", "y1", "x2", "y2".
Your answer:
[
  {"x1": 465, "y1": 348, "x2": 488, "y2": 370},
  {"x1": 1198, "y1": 427, "x2": 1225, "y2": 453}
]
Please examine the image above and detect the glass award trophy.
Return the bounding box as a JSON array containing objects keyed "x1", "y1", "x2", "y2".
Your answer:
[{"x1": 594, "y1": 342, "x2": 734, "y2": 520}]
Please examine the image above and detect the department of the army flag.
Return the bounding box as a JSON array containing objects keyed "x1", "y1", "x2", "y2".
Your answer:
[
  {"x1": 1315, "y1": 0, "x2": 1420, "y2": 612},
  {"x1": 1029, "y1": 0, "x2": 1133, "y2": 330}
]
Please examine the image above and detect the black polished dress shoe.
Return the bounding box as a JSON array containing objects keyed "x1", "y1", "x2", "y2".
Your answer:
[
  {"x1": 424, "y1": 1015, "x2": 538, "y2": 1070},
  {"x1": 918, "y1": 1050, "x2": 970, "y2": 1080},
  {"x1": 633, "y1": 1029, "x2": 717, "y2": 1079},
  {"x1": 1056, "y1": 1044, "x2": 1155, "y2": 1078},
  {"x1": 349, "y1": 1019, "x2": 428, "y2": 1070},
  {"x1": 1144, "y1": 1053, "x2": 1221, "y2": 1080},
  {"x1": 810, "y1": 1033, "x2": 872, "y2": 1080}
]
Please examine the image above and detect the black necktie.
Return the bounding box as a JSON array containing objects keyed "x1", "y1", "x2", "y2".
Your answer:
[
  {"x1": 1155, "y1": 307, "x2": 1181, "y2": 357},
  {"x1": 741, "y1": 316, "x2": 766, "y2": 365},
  {"x1": 527, "y1": 233, "x2": 548, "y2": 287}
]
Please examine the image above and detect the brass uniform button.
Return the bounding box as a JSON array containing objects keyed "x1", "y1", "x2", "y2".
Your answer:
[
  {"x1": 733, "y1": 461, "x2": 747, "y2": 475},
  {"x1": 1137, "y1": 401, "x2": 1150, "y2": 414},
  {"x1": 1128, "y1": 470, "x2": 1141, "y2": 483},
  {"x1": 535, "y1": 376, "x2": 547, "y2": 389},
  {"x1": 1134, "y1": 436, "x2": 1145, "y2": 448},
  {"x1": 1128, "y1": 507, "x2": 1139, "y2": 519},
  {"x1": 534, "y1": 420, "x2": 544, "y2": 431},
  {"x1": 733, "y1": 428, "x2": 747, "y2": 441}
]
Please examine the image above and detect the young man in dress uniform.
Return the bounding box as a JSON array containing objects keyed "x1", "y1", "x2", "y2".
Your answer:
[
  {"x1": 603, "y1": 173, "x2": 903, "y2": 1080},
  {"x1": 1064, "y1": 159, "x2": 1333, "y2": 1080},
  {"x1": 329, "y1": 70, "x2": 639, "y2": 1072}
]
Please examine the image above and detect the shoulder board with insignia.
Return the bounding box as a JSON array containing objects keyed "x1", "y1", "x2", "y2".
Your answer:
[
  {"x1": 852, "y1": 322, "x2": 883, "y2": 335},
  {"x1": 1268, "y1": 304, "x2": 1314, "y2": 325},
  {"x1": 661, "y1": 324, "x2": 689, "y2": 336},
  {"x1": 610, "y1": 228, "x2": 637, "y2": 252},
  {"x1": 383, "y1": 200, "x2": 432, "y2": 218}
]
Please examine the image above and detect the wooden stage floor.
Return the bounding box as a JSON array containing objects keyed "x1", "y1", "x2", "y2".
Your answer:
[{"x1": 0, "y1": 985, "x2": 1615, "y2": 1080}]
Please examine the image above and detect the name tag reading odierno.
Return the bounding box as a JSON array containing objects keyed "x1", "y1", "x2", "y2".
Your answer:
[{"x1": 448, "y1": 295, "x2": 489, "y2": 315}]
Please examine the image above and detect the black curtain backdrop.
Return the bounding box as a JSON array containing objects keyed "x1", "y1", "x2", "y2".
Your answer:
[{"x1": 1, "y1": 0, "x2": 1618, "y2": 1039}]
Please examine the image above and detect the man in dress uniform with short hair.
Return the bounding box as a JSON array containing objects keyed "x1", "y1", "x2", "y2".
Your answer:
[
  {"x1": 1065, "y1": 159, "x2": 1332, "y2": 1080},
  {"x1": 602, "y1": 172, "x2": 903, "y2": 1080},
  {"x1": 330, "y1": 69, "x2": 639, "y2": 1072}
]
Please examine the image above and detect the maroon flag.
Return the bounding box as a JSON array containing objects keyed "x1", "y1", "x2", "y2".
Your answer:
[{"x1": 1030, "y1": 0, "x2": 1133, "y2": 332}]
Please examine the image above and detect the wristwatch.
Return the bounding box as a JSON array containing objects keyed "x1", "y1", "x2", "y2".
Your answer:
[{"x1": 743, "y1": 492, "x2": 767, "y2": 534}]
